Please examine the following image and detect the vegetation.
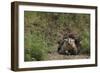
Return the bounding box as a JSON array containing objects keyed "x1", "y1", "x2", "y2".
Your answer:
[{"x1": 24, "y1": 11, "x2": 90, "y2": 61}]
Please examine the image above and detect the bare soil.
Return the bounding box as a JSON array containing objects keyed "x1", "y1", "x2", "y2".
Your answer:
[{"x1": 47, "y1": 51, "x2": 90, "y2": 60}]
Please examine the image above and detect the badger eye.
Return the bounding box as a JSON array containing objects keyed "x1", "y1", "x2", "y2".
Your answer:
[{"x1": 68, "y1": 43, "x2": 70, "y2": 45}]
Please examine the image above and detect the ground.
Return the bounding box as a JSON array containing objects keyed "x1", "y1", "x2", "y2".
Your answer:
[{"x1": 47, "y1": 50, "x2": 90, "y2": 60}]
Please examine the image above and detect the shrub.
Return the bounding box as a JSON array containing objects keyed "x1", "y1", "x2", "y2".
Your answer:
[
  {"x1": 80, "y1": 31, "x2": 90, "y2": 55},
  {"x1": 24, "y1": 31, "x2": 48, "y2": 61},
  {"x1": 24, "y1": 48, "x2": 33, "y2": 61}
]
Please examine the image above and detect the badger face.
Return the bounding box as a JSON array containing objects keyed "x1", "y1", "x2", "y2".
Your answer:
[
  {"x1": 63, "y1": 38, "x2": 76, "y2": 49},
  {"x1": 58, "y1": 38, "x2": 78, "y2": 55}
]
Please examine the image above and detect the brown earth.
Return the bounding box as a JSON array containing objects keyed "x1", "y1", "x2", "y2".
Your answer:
[{"x1": 47, "y1": 51, "x2": 90, "y2": 60}]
